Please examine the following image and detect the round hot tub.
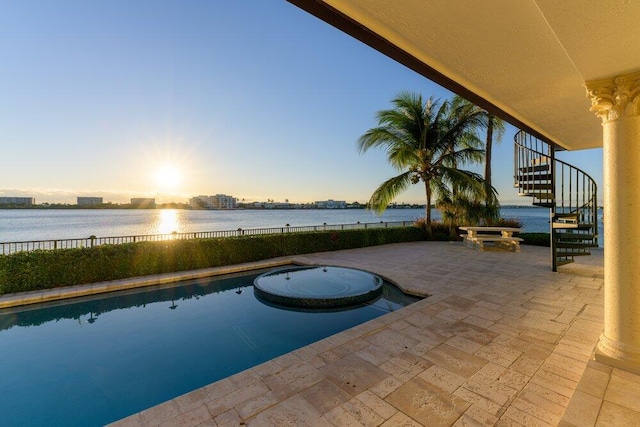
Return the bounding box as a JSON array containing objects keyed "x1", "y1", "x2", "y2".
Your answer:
[{"x1": 253, "y1": 266, "x2": 383, "y2": 308}]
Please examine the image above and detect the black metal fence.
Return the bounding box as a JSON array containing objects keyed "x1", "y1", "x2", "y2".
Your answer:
[{"x1": 0, "y1": 221, "x2": 415, "y2": 255}]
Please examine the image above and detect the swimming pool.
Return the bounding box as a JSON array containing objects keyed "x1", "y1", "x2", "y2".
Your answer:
[{"x1": 0, "y1": 267, "x2": 420, "y2": 426}]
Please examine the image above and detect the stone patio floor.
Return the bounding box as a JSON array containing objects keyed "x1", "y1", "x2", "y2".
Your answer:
[{"x1": 108, "y1": 241, "x2": 640, "y2": 426}]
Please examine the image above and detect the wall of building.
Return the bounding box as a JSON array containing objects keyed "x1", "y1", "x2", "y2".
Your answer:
[
  {"x1": 77, "y1": 197, "x2": 103, "y2": 206},
  {"x1": 0, "y1": 197, "x2": 35, "y2": 206},
  {"x1": 189, "y1": 194, "x2": 237, "y2": 209}
]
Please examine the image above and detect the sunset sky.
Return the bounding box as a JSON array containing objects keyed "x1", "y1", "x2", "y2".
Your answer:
[{"x1": 0, "y1": 0, "x2": 603, "y2": 205}]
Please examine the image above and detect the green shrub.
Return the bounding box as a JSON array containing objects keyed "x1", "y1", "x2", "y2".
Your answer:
[
  {"x1": 488, "y1": 217, "x2": 523, "y2": 228},
  {"x1": 0, "y1": 227, "x2": 428, "y2": 295},
  {"x1": 413, "y1": 219, "x2": 458, "y2": 240}
]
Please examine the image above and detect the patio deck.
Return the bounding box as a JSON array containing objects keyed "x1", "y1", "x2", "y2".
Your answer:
[{"x1": 110, "y1": 241, "x2": 639, "y2": 426}]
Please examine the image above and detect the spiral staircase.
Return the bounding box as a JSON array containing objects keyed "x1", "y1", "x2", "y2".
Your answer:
[{"x1": 514, "y1": 131, "x2": 599, "y2": 271}]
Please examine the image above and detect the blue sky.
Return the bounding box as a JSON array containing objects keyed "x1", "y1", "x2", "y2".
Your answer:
[{"x1": 0, "y1": 0, "x2": 603, "y2": 205}]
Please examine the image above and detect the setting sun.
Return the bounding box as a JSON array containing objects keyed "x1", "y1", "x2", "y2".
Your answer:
[{"x1": 155, "y1": 166, "x2": 181, "y2": 190}]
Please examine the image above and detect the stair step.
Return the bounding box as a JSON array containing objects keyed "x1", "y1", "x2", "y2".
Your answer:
[
  {"x1": 526, "y1": 183, "x2": 554, "y2": 191},
  {"x1": 530, "y1": 157, "x2": 551, "y2": 166},
  {"x1": 533, "y1": 202, "x2": 554, "y2": 208},
  {"x1": 554, "y1": 213, "x2": 579, "y2": 218},
  {"x1": 553, "y1": 224, "x2": 578, "y2": 229},
  {"x1": 519, "y1": 165, "x2": 551, "y2": 173},
  {"x1": 556, "y1": 240, "x2": 598, "y2": 247},
  {"x1": 535, "y1": 193, "x2": 555, "y2": 199},
  {"x1": 556, "y1": 242, "x2": 593, "y2": 249},
  {"x1": 555, "y1": 233, "x2": 596, "y2": 241},
  {"x1": 558, "y1": 224, "x2": 594, "y2": 230},
  {"x1": 517, "y1": 173, "x2": 553, "y2": 182},
  {"x1": 554, "y1": 218, "x2": 578, "y2": 225},
  {"x1": 552, "y1": 222, "x2": 595, "y2": 229},
  {"x1": 556, "y1": 251, "x2": 591, "y2": 257},
  {"x1": 516, "y1": 181, "x2": 552, "y2": 188},
  {"x1": 519, "y1": 191, "x2": 555, "y2": 198}
]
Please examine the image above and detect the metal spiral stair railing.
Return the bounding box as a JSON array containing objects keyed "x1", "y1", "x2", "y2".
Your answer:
[{"x1": 514, "y1": 131, "x2": 599, "y2": 271}]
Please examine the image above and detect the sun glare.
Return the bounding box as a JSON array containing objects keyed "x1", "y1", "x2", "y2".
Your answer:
[
  {"x1": 157, "y1": 209, "x2": 181, "y2": 234},
  {"x1": 155, "y1": 166, "x2": 181, "y2": 190}
]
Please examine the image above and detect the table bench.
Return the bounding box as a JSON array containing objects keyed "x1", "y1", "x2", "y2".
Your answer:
[{"x1": 459, "y1": 226, "x2": 523, "y2": 252}]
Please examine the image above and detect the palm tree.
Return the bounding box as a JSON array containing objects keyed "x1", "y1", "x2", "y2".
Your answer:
[
  {"x1": 357, "y1": 91, "x2": 488, "y2": 233},
  {"x1": 482, "y1": 111, "x2": 505, "y2": 207},
  {"x1": 453, "y1": 96, "x2": 506, "y2": 223}
]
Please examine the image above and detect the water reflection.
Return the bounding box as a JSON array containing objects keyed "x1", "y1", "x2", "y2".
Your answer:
[
  {"x1": 0, "y1": 272, "x2": 257, "y2": 332},
  {"x1": 155, "y1": 209, "x2": 183, "y2": 234},
  {"x1": 0, "y1": 267, "x2": 421, "y2": 332}
]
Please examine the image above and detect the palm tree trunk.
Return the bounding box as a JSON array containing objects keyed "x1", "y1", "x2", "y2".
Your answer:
[
  {"x1": 484, "y1": 115, "x2": 494, "y2": 206},
  {"x1": 450, "y1": 148, "x2": 460, "y2": 235},
  {"x1": 425, "y1": 180, "x2": 432, "y2": 235}
]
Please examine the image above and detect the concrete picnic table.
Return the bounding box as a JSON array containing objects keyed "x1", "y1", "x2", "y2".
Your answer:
[{"x1": 459, "y1": 226, "x2": 523, "y2": 252}]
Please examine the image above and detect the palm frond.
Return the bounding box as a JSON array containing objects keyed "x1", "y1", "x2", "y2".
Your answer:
[
  {"x1": 357, "y1": 127, "x2": 404, "y2": 153},
  {"x1": 439, "y1": 147, "x2": 486, "y2": 166},
  {"x1": 366, "y1": 172, "x2": 413, "y2": 214},
  {"x1": 435, "y1": 166, "x2": 485, "y2": 196},
  {"x1": 358, "y1": 91, "x2": 490, "y2": 220}
]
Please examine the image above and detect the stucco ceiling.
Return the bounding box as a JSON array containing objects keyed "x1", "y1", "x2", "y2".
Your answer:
[{"x1": 289, "y1": 0, "x2": 640, "y2": 151}]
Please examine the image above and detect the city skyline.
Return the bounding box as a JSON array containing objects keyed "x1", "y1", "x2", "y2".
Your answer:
[
  {"x1": 0, "y1": 192, "x2": 417, "y2": 207},
  {"x1": 0, "y1": 1, "x2": 603, "y2": 206}
]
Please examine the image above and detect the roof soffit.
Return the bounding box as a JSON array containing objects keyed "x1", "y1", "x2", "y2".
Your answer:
[
  {"x1": 310, "y1": 0, "x2": 640, "y2": 150},
  {"x1": 535, "y1": 0, "x2": 640, "y2": 81}
]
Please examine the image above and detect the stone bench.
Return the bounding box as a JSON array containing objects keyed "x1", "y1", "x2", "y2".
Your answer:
[{"x1": 459, "y1": 226, "x2": 523, "y2": 252}]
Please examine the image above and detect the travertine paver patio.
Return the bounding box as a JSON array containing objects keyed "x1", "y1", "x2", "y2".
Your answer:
[{"x1": 108, "y1": 241, "x2": 640, "y2": 426}]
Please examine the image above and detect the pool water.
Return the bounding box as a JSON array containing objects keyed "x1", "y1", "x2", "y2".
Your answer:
[{"x1": 0, "y1": 268, "x2": 420, "y2": 426}]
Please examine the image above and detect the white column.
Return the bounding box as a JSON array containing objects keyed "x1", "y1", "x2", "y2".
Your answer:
[{"x1": 587, "y1": 70, "x2": 640, "y2": 373}]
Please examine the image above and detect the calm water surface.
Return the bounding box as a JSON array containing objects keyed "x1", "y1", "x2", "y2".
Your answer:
[{"x1": 0, "y1": 207, "x2": 590, "y2": 242}]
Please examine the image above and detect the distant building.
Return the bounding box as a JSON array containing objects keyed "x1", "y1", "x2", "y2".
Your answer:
[
  {"x1": 77, "y1": 197, "x2": 103, "y2": 206},
  {"x1": 130, "y1": 198, "x2": 156, "y2": 208},
  {"x1": 189, "y1": 194, "x2": 237, "y2": 209},
  {"x1": 315, "y1": 199, "x2": 347, "y2": 209},
  {"x1": 273, "y1": 202, "x2": 292, "y2": 209},
  {"x1": 0, "y1": 197, "x2": 35, "y2": 206},
  {"x1": 189, "y1": 195, "x2": 209, "y2": 209}
]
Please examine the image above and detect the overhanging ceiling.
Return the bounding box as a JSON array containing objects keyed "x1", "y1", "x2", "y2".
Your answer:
[{"x1": 288, "y1": 0, "x2": 640, "y2": 151}]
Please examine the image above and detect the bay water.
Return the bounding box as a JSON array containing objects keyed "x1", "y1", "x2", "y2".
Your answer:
[{"x1": 0, "y1": 207, "x2": 601, "y2": 243}]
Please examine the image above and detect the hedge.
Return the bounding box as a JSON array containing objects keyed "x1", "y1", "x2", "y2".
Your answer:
[
  {"x1": 0, "y1": 227, "x2": 553, "y2": 295},
  {"x1": 0, "y1": 227, "x2": 427, "y2": 295}
]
